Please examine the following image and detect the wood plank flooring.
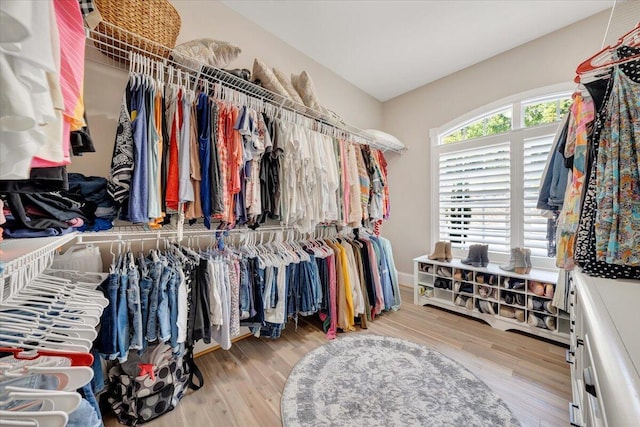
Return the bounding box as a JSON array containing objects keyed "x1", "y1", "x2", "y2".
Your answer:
[{"x1": 103, "y1": 287, "x2": 571, "y2": 427}]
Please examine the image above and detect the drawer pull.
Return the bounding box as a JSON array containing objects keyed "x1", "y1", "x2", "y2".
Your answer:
[
  {"x1": 569, "y1": 403, "x2": 583, "y2": 427},
  {"x1": 576, "y1": 338, "x2": 584, "y2": 347},
  {"x1": 565, "y1": 349, "x2": 574, "y2": 365},
  {"x1": 583, "y1": 367, "x2": 597, "y2": 397}
]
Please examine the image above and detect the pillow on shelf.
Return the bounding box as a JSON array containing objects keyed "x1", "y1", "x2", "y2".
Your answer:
[
  {"x1": 252, "y1": 59, "x2": 290, "y2": 99},
  {"x1": 291, "y1": 70, "x2": 322, "y2": 111},
  {"x1": 172, "y1": 38, "x2": 241, "y2": 69},
  {"x1": 272, "y1": 68, "x2": 304, "y2": 105}
]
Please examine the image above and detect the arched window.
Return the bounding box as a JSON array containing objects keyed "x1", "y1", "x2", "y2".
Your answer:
[{"x1": 430, "y1": 86, "x2": 572, "y2": 266}]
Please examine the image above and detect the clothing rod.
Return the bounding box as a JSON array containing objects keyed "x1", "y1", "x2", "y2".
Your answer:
[
  {"x1": 73, "y1": 224, "x2": 308, "y2": 244},
  {"x1": 85, "y1": 21, "x2": 404, "y2": 153}
]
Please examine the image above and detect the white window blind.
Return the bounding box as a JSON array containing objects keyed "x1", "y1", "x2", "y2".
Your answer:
[
  {"x1": 523, "y1": 134, "x2": 556, "y2": 257},
  {"x1": 439, "y1": 142, "x2": 511, "y2": 252}
]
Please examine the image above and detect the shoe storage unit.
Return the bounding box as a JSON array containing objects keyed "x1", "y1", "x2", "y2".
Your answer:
[
  {"x1": 414, "y1": 256, "x2": 570, "y2": 344},
  {"x1": 567, "y1": 271, "x2": 640, "y2": 427}
]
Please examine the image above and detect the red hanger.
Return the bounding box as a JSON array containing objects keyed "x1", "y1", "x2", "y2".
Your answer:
[
  {"x1": 574, "y1": 23, "x2": 640, "y2": 83},
  {"x1": 0, "y1": 347, "x2": 94, "y2": 367}
]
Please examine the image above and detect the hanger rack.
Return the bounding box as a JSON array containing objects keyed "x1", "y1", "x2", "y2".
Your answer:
[
  {"x1": 0, "y1": 234, "x2": 78, "y2": 302},
  {"x1": 85, "y1": 21, "x2": 406, "y2": 153},
  {"x1": 71, "y1": 223, "x2": 348, "y2": 247}
]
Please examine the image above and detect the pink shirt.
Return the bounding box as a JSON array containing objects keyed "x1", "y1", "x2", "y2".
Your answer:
[{"x1": 31, "y1": 0, "x2": 84, "y2": 168}]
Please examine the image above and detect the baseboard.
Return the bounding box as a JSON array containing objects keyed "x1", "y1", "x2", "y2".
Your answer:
[{"x1": 398, "y1": 271, "x2": 414, "y2": 288}]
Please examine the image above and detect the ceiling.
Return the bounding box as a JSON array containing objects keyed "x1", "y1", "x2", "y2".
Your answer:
[{"x1": 222, "y1": 0, "x2": 614, "y2": 101}]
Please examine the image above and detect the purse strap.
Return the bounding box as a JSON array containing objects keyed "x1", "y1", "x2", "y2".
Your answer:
[{"x1": 184, "y1": 345, "x2": 204, "y2": 391}]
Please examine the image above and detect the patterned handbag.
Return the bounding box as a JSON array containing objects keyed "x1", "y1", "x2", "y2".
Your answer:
[{"x1": 107, "y1": 353, "x2": 189, "y2": 426}]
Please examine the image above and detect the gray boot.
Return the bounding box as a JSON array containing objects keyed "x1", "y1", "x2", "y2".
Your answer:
[
  {"x1": 500, "y1": 248, "x2": 526, "y2": 272},
  {"x1": 480, "y1": 245, "x2": 489, "y2": 267},
  {"x1": 461, "y1": 244, "x2": 483, "y2": 267}
]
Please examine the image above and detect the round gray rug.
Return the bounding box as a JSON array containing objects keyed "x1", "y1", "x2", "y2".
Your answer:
[{"x1": 281, "y1": 334, "x2": 521, "y2": 427}]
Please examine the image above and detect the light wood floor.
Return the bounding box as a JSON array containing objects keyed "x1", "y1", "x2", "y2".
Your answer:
[{"x1": 103, "y1": 286, "x2": 571, "y2": 427}]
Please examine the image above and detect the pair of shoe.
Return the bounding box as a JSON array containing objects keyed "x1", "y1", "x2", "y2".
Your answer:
[
  {"x1": 461, "y1": 244, "x2": 489, "y2": 267},
  {"x1": 527, "y1": 313, "x2": 556, "y2": 330},
  {"x1": 419, "y1": 263, "x2": 433, "y2": 273},
  {"x1": 429, "y1": 241, "x2": 452, "y2": 262},
  {"x1": 437, "y1": 267, "x2": 452, "y2": 277},
  {"x1": 454, "y1": 281, "x2": 473, "y2": 294},
  {"x1": 528, "y1": 281, "x2": 545, "y2": 296},
  {"x1": 454, "y1": 295, "x2": 474, "y2": 310},
  {"x1": 544, "y1": 283, "x2": 555, "y2": 298},
  {"x1": 504, "y1": 278, "x2": 525, "y2": 290},
  {"x1": 434, "y1": 278, "x2": 451, "y2": 290},
  {"x1": 478, "y1": 285, "x2": 491, "y2": 298},
  {"x1": 478, "y1": 300, "x2": 497, "y2": 315},
  {"x1": 502, "y1": 291, "x2": 525, "y2": 307},
  {"x1": 500, "y1": 248, "x2": 532, "y2": 274},
  {"x1": 501, "y1": 306, "x2": 525, "y2": 321},
  {"x1": 527, "y1": 296, "x2": 557, "y2": 314}
]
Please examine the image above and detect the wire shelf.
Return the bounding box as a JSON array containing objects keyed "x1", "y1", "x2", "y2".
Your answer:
[{"x1": 85, "y1": 21, "x2": 405, "y2": 153}]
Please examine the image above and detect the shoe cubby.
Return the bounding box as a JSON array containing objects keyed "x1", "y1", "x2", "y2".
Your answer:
[{"x1": 413, "y1": 256, "x2": 569, "y2": 344}]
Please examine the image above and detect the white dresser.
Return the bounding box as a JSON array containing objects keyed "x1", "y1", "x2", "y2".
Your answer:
[{"x1": 568, "y1": 271, "x2": 640, "y2": 426}]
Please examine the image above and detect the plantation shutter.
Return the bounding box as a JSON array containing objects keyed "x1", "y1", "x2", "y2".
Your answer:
[
  {"x1": 523, "y1": 134, "x2": 555, "y2": 257},
  {"x1": 438, "y1": 142, "x2": 511, "y2": 252}
]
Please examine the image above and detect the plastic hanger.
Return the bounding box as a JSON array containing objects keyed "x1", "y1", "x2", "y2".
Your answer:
[
  {"x1": 0, "y1": 301, "x2": 100, "y2": 328},
  {"x1": 575, "y1": 23, "x2": 640, "y2": 83},
  {"x1": 0, "y1": 419, "x2": 39, "y2": 426},
  {"x1": 0, "y1": 411, "x2": 67, "y2": 427},
  {"x1": 17, "y1": 282, "x2": 106, "y2": 306},
  {"x1": 0, "y1": 387, "x2": 81, "y2": 414},
  {"x1": 0, "y1": 321, "x2": 95, "y2": 343},
  {"x1": 0, "y1": 311, "x2": 97, "y2": 333},
  {"x1": 0, "y1": 348, "x2": 93, "y2": 368},
  {"x1": 0, "y1": 330, "x2": 92, "y2": 352},
  {"x1": 1, "y1": 366, "x2": 93, "y2": 392},
  {"x1": 5, "y1": 294, "x2": 103, "y2": 316}
]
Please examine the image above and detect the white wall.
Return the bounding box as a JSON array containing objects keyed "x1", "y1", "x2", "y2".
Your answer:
[
  {"x1": 70, "y1": 0, "x2": 383, "y2": 177},
  {"x1": 381, "y1": 3, "x2": 640, "y2": 276}
]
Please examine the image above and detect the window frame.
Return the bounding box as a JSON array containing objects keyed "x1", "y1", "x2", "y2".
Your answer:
[{"x1": 429, "y1": 83, "x2": 573, "y2": 270}]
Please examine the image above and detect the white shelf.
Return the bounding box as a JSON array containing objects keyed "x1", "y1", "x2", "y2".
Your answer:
[
  {"x1": 413, "y1": 256, "x2": 569, "y2": 345},
  {"x1": 0, "y1": 233, "x2": 79, "y2": 302},
  {"x1": 0, "y1": 233, "x2": 77, "y2": 276},
  {"x1": 413, "y1": 255, "x2": 560, "y2": 284}
]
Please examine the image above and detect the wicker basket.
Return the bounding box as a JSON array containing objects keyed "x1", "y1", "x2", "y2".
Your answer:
[{"x1": 93, "y1": 0, "x2": 181, "y2": 60}]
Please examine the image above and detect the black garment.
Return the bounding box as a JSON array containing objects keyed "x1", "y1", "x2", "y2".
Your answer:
[
  {"x1": 0, "y1": 167, "x2": 68, "y2": 193},
  {"x1": 4, "y1": 193, "x2": 71, "y2": 232},
  {"x1": 357, "y1": 239, "x2": 377, "y2": 308},
  {"x1": 193, "y1": 259, "x2": 212, "y2": 344},
  {"x1": 240, "y1": 257, "x2": 265, "y2": 328},
  {"x1": 70, "y1": 112, "x2": 96, "y2": 156},
  {"x1": 258, "y1": 116, "x2": 282, "y2": 223},
  {"x1": 183, "y1": 259, "x2": 197, "y2": 347}
]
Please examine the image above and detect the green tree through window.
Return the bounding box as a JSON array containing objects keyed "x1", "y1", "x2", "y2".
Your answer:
[
  {"x1": 524, "y1": 98, "x2": 571, "y2": 127},
  {"x1": 443, "y1": 109, "x2": 512, "y2": 144}
]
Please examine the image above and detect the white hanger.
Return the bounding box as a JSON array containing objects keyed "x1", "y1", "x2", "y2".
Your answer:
[
  {"x1": 0, "y1": 299, "x2": 100, "y2": 327},
  {"x1": 0, "y1": 419, "x2": 39, "y2": 426},
  {"x1": 0, "y1": 318, "x2": 97, "y2": 341},
  {"x1": 1, "y1": 366, "x2": 93, "y2": 392},
  {"x1": 0, "y1": 310, "x2": 97, "y2": 330},
  {"x1": 0, "y1": 411, "x2": 67, "y2": 427},
  {"x1": 0, "y1": 387, "x2": 81, "y2": 414}
]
